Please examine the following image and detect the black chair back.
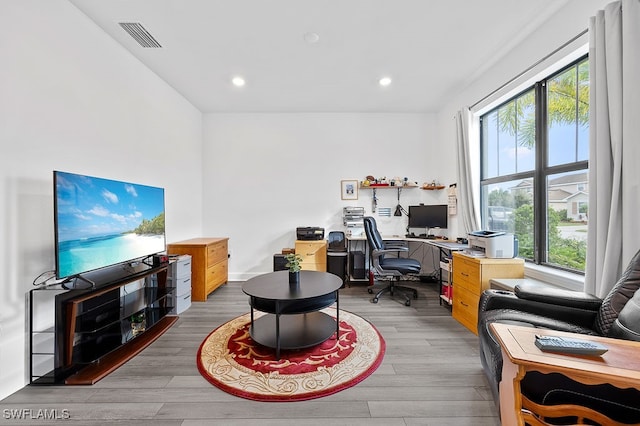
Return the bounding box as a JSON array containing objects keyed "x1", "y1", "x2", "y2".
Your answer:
[
  {"x1": 364, "y1": 217, "x2": 384, "y2": 257},
  {"x1": 595, "y1": 248, "x2": 640, "y2": 336}
]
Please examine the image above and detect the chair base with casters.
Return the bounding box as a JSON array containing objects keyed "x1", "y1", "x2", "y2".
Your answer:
[
  {"x1": 368, "y1": 275, "x2": 418, "y2": 306},
  {"x1": 363, "y1": 216, "x2": 422, "y2": 306}
]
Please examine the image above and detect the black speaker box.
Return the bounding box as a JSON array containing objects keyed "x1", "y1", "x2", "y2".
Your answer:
[
  {"x1": 327, "y1": 253, "x2": 347, "y2": 285},
  {"x1": 273, "y1": 254, "x2": 288, "y2": 271},
  {"x1": 350, "y1": 250, "x2": 366, "y2": 279}
]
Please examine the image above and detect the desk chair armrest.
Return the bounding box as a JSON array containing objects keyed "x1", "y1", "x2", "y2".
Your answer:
[
  {"x1": 372, "y1": 248, "x2": 408, "y2": 257},
  {"x1": 384, "y1": 241, "x2": 408, "y2": 250}
]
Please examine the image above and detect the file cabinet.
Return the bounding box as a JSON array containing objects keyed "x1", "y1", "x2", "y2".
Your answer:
[
  {"x1": 295, "y1": 240, "x2": 327, "y2": 272},
  {"x1": 167, "y1": 237, "x2": 228, "y2": 301},
  {"x1": 452, "y1": 252, "x2": 524, "y2": 334}
]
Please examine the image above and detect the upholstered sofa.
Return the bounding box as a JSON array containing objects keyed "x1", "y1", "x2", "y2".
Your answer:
[{"x1": 477, "y1": 249, "x2": 640, "y2": 424}]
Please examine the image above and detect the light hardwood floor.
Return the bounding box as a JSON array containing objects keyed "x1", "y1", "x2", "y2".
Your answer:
[{"x1": 1, "y1": 280, "x2": 500, "y2": 425}]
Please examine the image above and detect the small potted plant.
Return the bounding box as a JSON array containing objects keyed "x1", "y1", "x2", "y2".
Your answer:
[
  {"x1": 285, "y1": 253, "x2": 303, "y2": 286},
  {"x1": 130, "y1": 311, "x2": 146, "y2": 337}
]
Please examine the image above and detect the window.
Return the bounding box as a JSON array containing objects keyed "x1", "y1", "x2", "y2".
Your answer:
[{"x1": 480, "y1": 57, "x2": 589, "y2": 273}]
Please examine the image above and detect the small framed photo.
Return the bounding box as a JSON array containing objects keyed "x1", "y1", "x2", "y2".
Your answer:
[{"x1": 341, "y1": 180, "x2": 359, "y2": 200}]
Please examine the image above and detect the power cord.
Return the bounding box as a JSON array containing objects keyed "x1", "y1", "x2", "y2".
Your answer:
[{"x1": 32, "y1": 270, "x2": 56, "y2": 286}]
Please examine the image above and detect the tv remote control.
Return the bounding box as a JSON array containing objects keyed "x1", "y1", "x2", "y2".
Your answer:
[{"x1": 534, "y1": 335, "x2": 608, "y2": 356}]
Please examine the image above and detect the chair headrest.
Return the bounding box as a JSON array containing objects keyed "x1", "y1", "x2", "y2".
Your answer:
[
  {"x1": 363, "y1": 216, "x2": 383, "y2": 250},
  {"x1": 595, "y1": 248, "x2": 640, "y2": 335}
]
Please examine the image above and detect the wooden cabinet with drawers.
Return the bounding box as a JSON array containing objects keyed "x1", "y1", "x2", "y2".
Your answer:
[
  {"x1": 295, "y1": 240, "x2": 327, "y2": 272},
  {"x1": 167, "y1": 237, "x2": 228, "y2": 302},
  {"x1": 452, "y1": 252, "x2": 524, "y2": 334}
]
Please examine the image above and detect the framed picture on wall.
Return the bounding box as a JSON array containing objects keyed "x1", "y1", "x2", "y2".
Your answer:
[{"x1": 341, "y1": 180, "x2": 358, "y2": 200}]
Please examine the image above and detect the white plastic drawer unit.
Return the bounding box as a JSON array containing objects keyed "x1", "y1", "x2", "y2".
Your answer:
[
  {"x1": 174, "y1": 275, "x2": 191, "y2": 296},
  {"x1": 169, "y1": 254, "x2": 192, "y2": 314},
  {"x1": 172, "y1": 255, "x2": 192, "y2": 279},
  {"x1": 176, "y1": 291, "x2": 192, "y2": 314}
]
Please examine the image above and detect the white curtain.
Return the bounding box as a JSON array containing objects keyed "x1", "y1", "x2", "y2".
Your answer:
[
  {"x1": 455, "y1": 107, "x2": 480, "y2": 234},
  {"x1": 585, "y1": 0, "x2": 640, "y2": 297}
]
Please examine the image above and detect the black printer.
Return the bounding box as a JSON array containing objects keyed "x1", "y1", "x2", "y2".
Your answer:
[{"x1": 296, "y1": 227, "x2": 325, "y2": 240}]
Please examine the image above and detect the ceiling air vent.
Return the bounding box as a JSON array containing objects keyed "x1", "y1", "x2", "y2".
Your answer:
[{"x1": 119, "y1": 22, "x2": 162, "y2": 48}]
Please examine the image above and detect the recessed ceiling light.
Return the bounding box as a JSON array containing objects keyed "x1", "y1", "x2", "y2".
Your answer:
[
  {"x1": 231, "y1": 76, "x2": 246, "y2": 87},
  {"x1": 304, "y1": 32, "x2": 320, "y2": 44},
  {"x1": 379, "y1": 77, "x2": 392, "y2": 87}
]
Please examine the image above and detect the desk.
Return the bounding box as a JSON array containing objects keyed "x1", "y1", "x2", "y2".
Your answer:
[
  {"x1": 345, "y1": 235, "x2": 467, "y2": 289},
  {"x1": 242, "y1": 271, "x2": 342, "y2": 360},
  {"x1": 491, "y1": 323, "x2": 640, "y2": 425},
  {"x1": 422, "y1": 240, "x2": 468, "y2": 305}
]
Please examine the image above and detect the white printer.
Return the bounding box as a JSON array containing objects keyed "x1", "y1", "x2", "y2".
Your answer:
[{"x1": 467, "y1": 230, "x2": 515, "y2": 258}]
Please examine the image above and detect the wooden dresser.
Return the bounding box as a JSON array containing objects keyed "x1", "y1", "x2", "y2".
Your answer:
[
  {"x1": 167, "y1": 237, "x2": 228, "y2": 302},
  {"x1": 452, "y1": 252, "x2": 524, "y2": 334},
  {"x1": 295, "y1": 240, "x2": 327, "y2": 272}
]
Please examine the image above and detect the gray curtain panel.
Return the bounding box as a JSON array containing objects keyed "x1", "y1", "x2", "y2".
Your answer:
[
  {"x1": 455, "y1": 107, "x2": 480, "y2": 234},
  {"x1": 585, "y1": 0, "x2": 640, "y2": 297}
]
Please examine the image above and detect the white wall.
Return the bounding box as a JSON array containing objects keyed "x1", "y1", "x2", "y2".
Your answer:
[
  {"x1": 0, "y1": 1, "x2": 203, "y2": 399},
  {"x1": 202, "y1": 113, "x2": 457, "y2": 279}
]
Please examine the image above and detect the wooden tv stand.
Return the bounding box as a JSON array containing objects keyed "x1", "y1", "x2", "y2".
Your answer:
[{"x1": 30, "y1": 262, "x2": 178, "y2": 385}]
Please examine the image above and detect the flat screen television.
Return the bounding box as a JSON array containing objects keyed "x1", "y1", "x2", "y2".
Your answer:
[
  {"x1": 408, "y1": 204, "x2": 448, "y2": 229},
  {"x1": 54, "y1": 171, "x2": 166, "y2": 280}
]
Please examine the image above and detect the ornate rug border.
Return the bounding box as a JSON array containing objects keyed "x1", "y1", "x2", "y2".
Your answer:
[{"x1": 196, "y1": 308, "x2": 385, "y2": 402}]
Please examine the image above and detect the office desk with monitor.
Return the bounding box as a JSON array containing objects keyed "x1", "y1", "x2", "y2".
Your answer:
[{"x1": 345, "y1": 235, "x2": 468, "y2": 291}]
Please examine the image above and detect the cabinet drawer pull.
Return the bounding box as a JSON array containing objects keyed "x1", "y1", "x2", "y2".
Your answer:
[
  {"x1": 460, "y1": 301, "x2": 469, "y2": 307},
  {"x1": 461, "y1": 272, "x2": 469, "y2": 277}
]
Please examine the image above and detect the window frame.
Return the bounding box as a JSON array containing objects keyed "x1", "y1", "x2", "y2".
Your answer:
[{"x1": 479, "y1": 55, "x2": 589, "y2": 274}]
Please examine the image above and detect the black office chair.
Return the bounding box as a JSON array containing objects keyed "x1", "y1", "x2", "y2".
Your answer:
[{"x1": 363, "y1": 216, "x2": 421, "y2": 306}]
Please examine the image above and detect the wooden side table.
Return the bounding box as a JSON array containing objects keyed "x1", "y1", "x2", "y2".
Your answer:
[{"x1": 491, "y1": 323, "x2": 640, "y2": 425}]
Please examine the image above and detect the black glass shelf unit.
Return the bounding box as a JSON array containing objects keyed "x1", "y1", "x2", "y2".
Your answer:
[{"x1": 30, "y1": 261, "x2": 178, "y2": 385}]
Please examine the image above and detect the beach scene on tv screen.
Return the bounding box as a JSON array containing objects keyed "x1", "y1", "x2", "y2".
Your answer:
[{"x1": 55, "y1": 172, "x2": 165, "y2": 278}]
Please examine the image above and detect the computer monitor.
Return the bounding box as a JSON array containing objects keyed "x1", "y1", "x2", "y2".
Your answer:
[{"x1": 408, "y1": 204, "x2": 448, "y2": 229}]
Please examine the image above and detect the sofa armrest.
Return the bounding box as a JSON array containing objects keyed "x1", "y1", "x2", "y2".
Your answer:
[
  {"x1": 514, "y1": 282, "x2": 602, "y2": 311},
  {"x1": 479, "y1": 289, "x2": 599, "y2": 329}
]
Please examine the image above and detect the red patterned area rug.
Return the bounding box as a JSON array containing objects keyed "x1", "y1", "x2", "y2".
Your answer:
[{"x1": 196, "y1": 308, "x2": 385, "y2": 401}]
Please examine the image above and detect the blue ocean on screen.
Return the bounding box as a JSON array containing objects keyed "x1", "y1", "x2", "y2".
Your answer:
[
  {"x1": 57, "y1": 233, "x2": 165, "y2": 278},
  {"x1": 54, "y1": 171, "x2": 165, "y2": 278}
]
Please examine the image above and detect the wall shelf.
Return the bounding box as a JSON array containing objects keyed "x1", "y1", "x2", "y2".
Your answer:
[{"x1": 360, "y1": 184, "x2": 419, "y2": 189}]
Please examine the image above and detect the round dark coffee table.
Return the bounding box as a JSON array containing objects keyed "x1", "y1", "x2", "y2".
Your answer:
[{"x1": 242, "y1": 270, "x2": 342, "y2": 359}]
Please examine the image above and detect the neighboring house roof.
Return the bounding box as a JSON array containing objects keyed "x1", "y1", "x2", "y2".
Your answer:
[
  {"x1": 548, "y1": 188, "x2": 572, "y2": 201},
  {"x1": 549, "y1": 172, "x2": 588, "y2": 186},
  {"x1": 565, "y1": 191, "x2": 588, "y2": 201},
  {"x1": 511, "y1": 172, "x2": 588, "y2": 190}
]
